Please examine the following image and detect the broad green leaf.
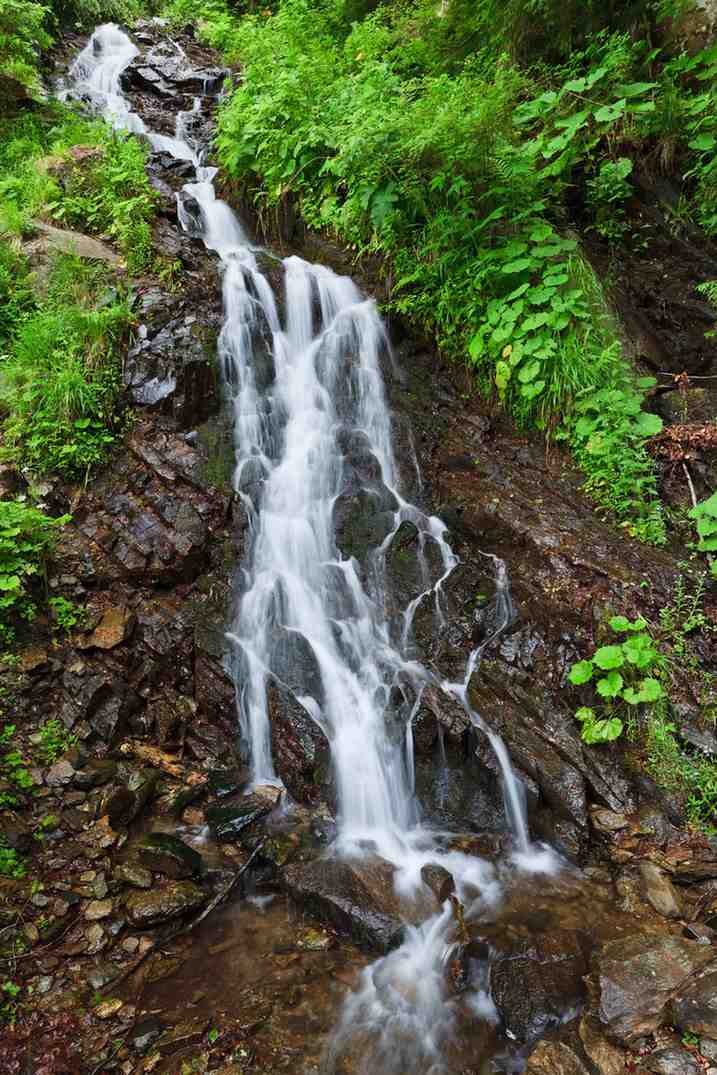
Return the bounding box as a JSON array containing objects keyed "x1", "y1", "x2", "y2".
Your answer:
[
  {"x1": 689, "y1": 133, "x2": 717, "y2": 151},
  {"x1": 634, "y1": 412, "x2": 663, "y2": 437},
  {"x1": 568, "y1": 660, "x2": 594, "y2": 685},
  {"x1": 518, "y1": 360, "x2": 541, "y2": 384},
  {"x1": 575, "y1": 706, "x2": 595, "y2": 722},
  {"x1": 501, "y1": 258, "x2": 532, "y2": 274},
  {"x1": 594, "y1": 99, "x2": 626, "y2": 124},
  {"x1": 593, "y1": 645, "x2": 624, "y2": 670},
  {"x1": 637, "y1": 677, "x2": 664, "y2": 703},
  {"x1": 609, "y1": 615, "x2": 632, "y2": 632},
  {"x1": 596, "y1": 670, "x2": 623, "y2": 699}
]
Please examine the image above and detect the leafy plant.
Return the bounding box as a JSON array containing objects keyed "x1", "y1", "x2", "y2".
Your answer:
[
  {"x1": 689, "y1": 492, "x2": 717, "y2": 554},
  {"x1": 0, "y1": 501, "x2": 70, "y2": 642},
  {"x1": 35, "y1": 720, "x2": 76, "y2": 765},
  {"x1": 568, "y1": 615, "x2": 664, "y2": 742},
  {"x1": 48, "y1": 595, "x2": 83, "y2": 634},
  {"x1": 586, "y1": 157, "x2": 634, "y2": 240},
  {"x1": 0, "y1": 843, "x2": 25, "y2": 880}
]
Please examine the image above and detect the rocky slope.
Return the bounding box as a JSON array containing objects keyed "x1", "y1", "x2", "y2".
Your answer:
[{"x1": 2, "y1": 18, "x2": 717, "y2": 1075}]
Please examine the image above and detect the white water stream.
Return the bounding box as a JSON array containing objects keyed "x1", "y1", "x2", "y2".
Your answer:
[{"x1": 64, "y1": 25, "x2": 558, "y2": 1072}]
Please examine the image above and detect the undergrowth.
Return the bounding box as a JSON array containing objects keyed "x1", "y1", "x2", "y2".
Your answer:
[
  {"x1": 159, "y1": 0, "x2": 717, "y2": 544},
  {"x1": 569, "y1": 574, "x2": 717, "y2": 831}
]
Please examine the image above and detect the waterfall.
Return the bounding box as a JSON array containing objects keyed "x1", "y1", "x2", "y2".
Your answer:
[{"x1": 63, "y1": 25, "x2": 558, "y2": 1072}]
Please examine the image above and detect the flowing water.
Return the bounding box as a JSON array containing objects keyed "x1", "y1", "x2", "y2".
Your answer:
[{"x1": 64, "y1": 26, "x2": 558, "y2": 1072}]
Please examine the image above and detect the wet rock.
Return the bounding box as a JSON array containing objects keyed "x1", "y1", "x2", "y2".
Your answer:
[
  {"x1": 73, "y1": 758, "x2": 117, "y2": 790},
  {"x1": 489, "y1": 928, "x2": 589, "y2": 1044},
  {"x1": 420, "y1": 863, "x2": 455, "y2": 902},
  {"x1": 281, "y1": 856, "x2": 438, "y2": 951},
  {"x1": 591, "y1": 808, "x2": 630, "y2": 834},
  {"x1": 645, "y1": 1046, "x2": 702, "y2": 1075},
  {"x1": 113, "y1": 863, "x2": 153, "y2": 889},
  {"x1": 154, "y1": 1015, "x2": 209, "y2": 1053},
  {"x1": 85, "y1": 899, "x2": 113, "y2": 921},
  {"x1": 207, "y1": 768, "x2": 249, "y2": 799},
  {"x1": 125, "y1": 881, "x2": 206, "y2": 926},
  {"x1": 95, "y1": 998, "x2": 123, "y2": 1019},
  {"x1": 579, "y1": 1015, "x2": 625, "y2": 1075},
  {"x1": 130, "y1": 1015, "x2": 164, "y2": 1052},
  {"x1": 525, "y1": 1042, "x2": 589, "y2": 1075},
  {"x1": 0, "y1": 818, "x2": 32, "y2": 853},
  {"x1": 639, "y1": 862, "x2": 682, "y2": 918},
  {"x1": 594, "y1": 933, "x2": 714, "y2": 1044},
  {"x1": 138, "y1": 833, "x2": 202, "y2": 878},
  {"x1": 268, "y1": 681, "x2": 330, "y2": 804},
  {"x1": 671, "y1": 966, "x2": 717, "y2": 1036},
  {"x1": 205, "y1": 794, "x2": 273, "y2": 842}
]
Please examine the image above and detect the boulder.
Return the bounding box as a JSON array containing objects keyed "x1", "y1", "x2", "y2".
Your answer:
[
  {"x1": 525, "y1": 1042, "x2": 589, "y2": 1075},
  {"x1": 268, "y1": 681, "x2": 330, "y2": 804},
  {"x1": 594, "y1": 934, "x2": 714, "y2": 1044},
  {"x1": 205, "y1": 794, "x2": 273, "y2": 842},
  {"x1": 281, "y1": 857, "x2": 438, "y2": 951},
  {"x1": 671, "y1": 966, "x2": 717, "y2": 1037},
  {"x1": 639, "y1": 862, "x2": 682, "y2": 919},
  {"x1": 138, "y1": 833, "x2": 202, "y2": 878},
  {"x1": 644, "y1": 1046, "x2": 702, "y2": 1075},
  {"x1": 125, "y1": 881, "x2": 206, "y2": 926},
  {"x1": 114, "y1": 863, "x2": 152, "y2": 889}
]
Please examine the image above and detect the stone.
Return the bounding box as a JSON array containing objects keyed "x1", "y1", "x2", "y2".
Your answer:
[
  {"x1": 125, "y1": 881, "x2": 206, "y2": 926},
  {"x1": 639, "y1": 862, "x2": 682, "y2": 919},
  {"x1": 138, "y1": 833, "x2": 202, "y2": 878},
  {"x1": 205, "y1": 795, "x2": 272, "y2": 842},
  {"x1": 24, "y1": 221, "x2": 124, "y2": 266},
  {"x1": 114, "y1": 863, "x2": 153, "y2": 889},
  {"x1": 85, "y1": 899, "x2": 113, "y2": 921},
  {"x1": 81, "y1": 606, "x2": 136, "y2": 650},
  {"x1": 420, "y1": 863, "x2": 455, "y2": 902},
  {"x1": 591, "y1": 808, "x2": 630, "y2": 833},
  {"x1": 85, "y1": 923, "x2": 108, "y2": 954},
  {"x1": 671, "y1": 966, "x2": 717, "y2": 1036},
  {"x1": 73, "y1": 759, "x2": 117, "y2": 790},
  {"x1": 281, "y1": 857, "x2": 438, "y2": 951},
  {"x1": 525, "y1": 1041, "x2": 589, "y2": 1075},
  {"x1": 645, "y1": 1046, "x2": 702, "y2": 1075},
  {"x1": 594, "y1": 933, "x2": 714, "y2": 1044},
  {"x1": 130, "y1": 1015, "x2": 164, "y2": 1052},
  {"x1": 95, "y1": 998, "x2": 123, "y2": 1019},
  {"x1": 579, "y1": 1016, "x2": 625, "y2": 1075},
  {"x1": 207, "y1": 768, "x2": 248, "y2": 799},
  {"x1": 45, "y1": 758, "x2": 78, "y2": 787},
  {"x1": 702, "y1": 1040, "x2": 717, "y2": 1062}
]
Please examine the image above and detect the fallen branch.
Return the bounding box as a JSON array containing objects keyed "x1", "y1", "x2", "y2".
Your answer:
[
  {"x1": 118, "y1": 740, "x2": 204, "y2": 783},
  {"x1": 179, "y1": 838, "x2": 267, "y2": 936}
]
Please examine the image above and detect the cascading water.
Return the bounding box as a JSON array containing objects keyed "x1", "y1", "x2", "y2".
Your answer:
[{"x1": 63, "y1": 25, "x2": 558, "y2": 1073}]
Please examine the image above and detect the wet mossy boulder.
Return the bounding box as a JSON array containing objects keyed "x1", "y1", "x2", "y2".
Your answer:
[
  {"x1": 205, "y1": 792, "x2": 275, "y2": 842},
  {"x1": 125, "y1": 880, "x2": 206, "y2": 926},
  {"x1": 138, "y1": 832, "x2": 202, "y2": 878}
]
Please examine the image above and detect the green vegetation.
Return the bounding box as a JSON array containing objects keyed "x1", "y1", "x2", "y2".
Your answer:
[
  {"x1": 35, "y1": 718, "x2": 76, "y2": 764},
  {"x1": 162, "y1": 0, "x2": 717, "y2": 544},
  {"x1": 0, "y1": 501, "x2": 69, "y2": 644},
  {"x1": 569, "y1": 576, "x2": 717, "y2": 830},
  {"x1": 0, "y1": 110, "x2": 155, "y2": 479}
]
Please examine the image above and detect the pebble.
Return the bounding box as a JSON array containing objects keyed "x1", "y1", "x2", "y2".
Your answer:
[
  {"x1": 85, "y1": 899, "x2": 113, "y2": 921},
  {"x1": 95, "y1": 998, "x2": 123, "y2": 1019},
  {"x1": 121, "y1": 937, "x2": 139, "y2": 954},
  {"x1": 37, "y1": 976, "x2": 54, "y2": 994},
  {"x1": 85, "y1": 923, "x2": 108, "y2": 955},
  {"x1": 24, "y1": 923, "x2": 39, "y2": 945}
]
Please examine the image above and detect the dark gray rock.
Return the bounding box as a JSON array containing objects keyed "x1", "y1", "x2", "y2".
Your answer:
[
  {"x1": 125, "y1": 881, "x2": 206, "y2": 926},
  {"x1": 671, "y1": 966, "x2": 717, "y2": 1037},
  {"x1": 205, "y1": 795, "x2": 272, "y2": 842},
  {"x1": 138, "y1": 833, "x2": 202, "y2": 878}
]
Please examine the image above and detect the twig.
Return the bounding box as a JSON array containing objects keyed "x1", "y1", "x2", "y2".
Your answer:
[
  {"x1": 178, "y1": 838, "x2": 267, "y2": 937},
  {"x1": 682, "y1": 461, "x2": 698, "y2": 510},
  {"x1": 0, "y1": 913, "x2": 79, "y2": 964}
]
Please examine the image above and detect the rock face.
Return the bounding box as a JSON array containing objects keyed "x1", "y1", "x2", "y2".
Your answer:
[
  {"x1": 138, "y1": 833, "x2": 202, "y2": 878},
  {"x1": 281, "y1": 857, "x2": 438, "y2": 951},
  {"x1": 593, "y1": 934, "x2": 714, "y2": 1044}
]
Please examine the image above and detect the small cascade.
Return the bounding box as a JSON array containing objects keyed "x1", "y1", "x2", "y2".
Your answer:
[{"x1": 63, "y1": 24, "x2": 559, "y2": 1072}]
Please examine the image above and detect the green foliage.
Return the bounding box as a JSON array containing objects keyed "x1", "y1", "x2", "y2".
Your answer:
[
  {"x1": 201, "y1": 0, "x2": 684, "y2": 543},
  {"x1": 689, "y1": 492, "x2": 717, "y2": 552},
  {"x1": 0, "y1": 501, "x2": 69, "y2": 642},
  {"x1": 586, "y1": 157, "x2": 634, "y2": 240},
  {"x1": 0, "y1": 843, "x2": 25, "y2": 879},
  {"x1": 570, "y1": 577, "x2": 717, "y2": 830},
  {"x1": 35, "y1": 719, "x2": 76, "y2": 764},
  {"x1": 0, "y1": 0, "x2": 51, "y2": 101},
  {"x1": 568, "y1": 616, "x2": 663, "y2": 742},
  {"x1": 48, "y1": 595, "x2": 82, "y2": 634}
]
